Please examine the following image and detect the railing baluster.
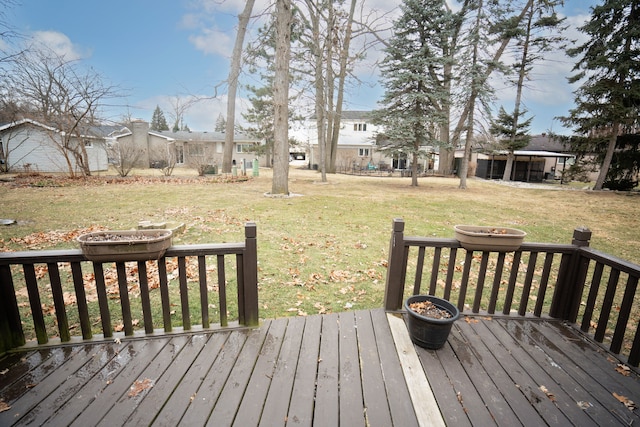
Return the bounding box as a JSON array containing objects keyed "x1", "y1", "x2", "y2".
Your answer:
[
  {"x1": 534, "y1": 253, "x2": 555, "y2": 317},
  {"x1": 502, "y1": 251, "x2": 522, "y2": 315},
  {"x1": 198, "y1": 256, "x2": 209, "y2": 329},
  {"x1": 178, "y1": 257, "x2": 191, "y2": 330},
  {"x1": 518, "y1": 252, "x2": 538, "y2": 316},
  {"x1": 70, "y1": 261, "x2": 92, "y2": 339},
  {"x1": 594, "y1": 268, "x2": 620, "y2": 343},
  {"x1": 458, "y1": 251, "x2": 473, "y2": 311},
  {"x1": 138, "y1": 261, "x2": 154, "y2": 334},
  {"x1": 158, "y1": 257, "x2": 172, "y2": 332},
  {"x1": 472, "y1": 252, "x2": 490, "y2": 313},
  {"x1": 580, "y1": 262, "x2": 604, "y2": 332},
  {"x1": 0, "y1": 264, "x2": 25, "y2": 351},
  {"x1": 47, "y1": 262, "x2": 70, "y2": 342},
  {"x1": 488, "y1": 252, "x2": 505, "y2": 314},
  {"x1": 427, "y1": 246, "x2": 439, "y2": 295},
  {"x1": 610, "y1": 274, "x2": 638, "y2": 354},
  {"x1": 443, "y1": 248, "x2": 457, "y2": 301},
  {"x1": 24, "y1": 264, "x2": 47, "y2": 344},
  {"x1": 412, "y1": 246, "x2": 426, "y2": 295},
  {"x1": 217, "y1": 254, "x2": 227, "y2": 327},
  {"x1": 93, "y1": 262, "x2": 112, "y2": 338},
  {"x1": 116, "y1": 262, "x2": 134, "y2": 336}
]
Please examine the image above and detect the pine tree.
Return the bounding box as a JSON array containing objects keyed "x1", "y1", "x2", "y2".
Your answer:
[
  {"x1": 215, "y1": 113, "x2": 226, "y2": 132},
  {"x1": 372, "y1": 0, "x2": 451, "y2": 187},
  {"x1": 559, "y1": 0, "x2": 640, "y2": 190},
  {"x1": 150, "y1": 106, "x2": 169, "y2": 131},
  {"x1": 490, "y1": 106, "x2": 532, "y2": 179}
]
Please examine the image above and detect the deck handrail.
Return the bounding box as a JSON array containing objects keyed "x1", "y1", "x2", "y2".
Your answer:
[
  {"x1": 384, "y1": 218, "x2": 640, "y2": 367},
  {"x1": 0, "y1": 222, "x2": 258, "y2": 354}
]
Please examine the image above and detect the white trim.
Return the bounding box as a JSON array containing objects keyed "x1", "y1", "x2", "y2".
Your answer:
[{"x1": 387, "y1": 312, "x2": 446, "y2": 427}]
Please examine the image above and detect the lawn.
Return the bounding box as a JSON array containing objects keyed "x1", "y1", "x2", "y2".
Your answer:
[{"x1": 1, "y1": 166, "x2": 638, "y2": 328}]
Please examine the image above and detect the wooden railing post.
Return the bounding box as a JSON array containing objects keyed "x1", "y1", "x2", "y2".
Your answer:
[
  {"x1": 241, "y1": 222, "x2": 259, "y2": 326},
  {"x1": 384, "y1": 218, "x2": 408, "y2": 311},
  {"x1": 550, "y1": 227, "x2": 592, "y2": 320},
  {"x1": 0, "y1": 264, "x2": 25, "y2": 354}
]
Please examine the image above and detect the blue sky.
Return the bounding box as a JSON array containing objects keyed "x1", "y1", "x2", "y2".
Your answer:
[{"x1": 9, "y1": 0, "x2": 600, "y2": 135}]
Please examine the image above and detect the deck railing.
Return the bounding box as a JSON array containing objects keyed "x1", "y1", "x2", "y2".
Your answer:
[
  {"x1": 384, "y1": 218, "x2": 640, "y2": 367},
  {"x1": 0, "y1": 222, "x2": 258, "y2": 354}
]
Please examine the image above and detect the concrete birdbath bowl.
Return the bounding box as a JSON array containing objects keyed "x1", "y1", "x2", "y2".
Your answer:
[
  {"x1": 454, "y1": 225, "x2": 526, "y2": 252},
  {"x1": 77, "y1": 229, "x2": 173, "y2": 262}
]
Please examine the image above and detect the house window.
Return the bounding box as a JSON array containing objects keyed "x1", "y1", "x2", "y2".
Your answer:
[
  {"x1": 188, "y1": 144, "x2": 204, "y2": 156},
  {"x1": 353, "y1": 123, "x2": 367, "y2": 132},
  {"x1": 359, "y1": 148, "x2": 370, "y2": 157},
  {"x1": 236, "y1": 144, "x2": 253, "y2": 153},
  {"x1": 84, "y1": 140, "x2": 93, "y2": 148}
]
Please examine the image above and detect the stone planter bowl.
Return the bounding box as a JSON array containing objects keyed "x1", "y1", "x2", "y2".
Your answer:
[
  {"x1": 454, "y1": 225, "x2": 526, "y2": 252},
  {"x1": 77, "y1": 229, "x2": 173, "y2": 262}
]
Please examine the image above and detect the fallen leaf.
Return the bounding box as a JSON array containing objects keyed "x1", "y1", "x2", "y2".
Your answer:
[
  {"x1": 0, "y1": 399, "x2": 10, "y2": 413},
  {"x1": 613, "y1": 392, "x2": 637, "y2": 410},
  {"x1": 577, "y1": 401, "x2": 592, "y2": 410},
  {"x1": 540, "y1": 385, "x2": 556, "y2": 402},
  {"x1": 128, "y1": 378, "x2": 154, "y2": 398},
  {"x1": 0, "y1": 368, "x2": 8, "y2": 375},
  {"x1": 464, "y1": 317, "x2": 479, "y2": 324},
  {"x1": 615, "y1": 364, "x2": 631, "y2": 377}
]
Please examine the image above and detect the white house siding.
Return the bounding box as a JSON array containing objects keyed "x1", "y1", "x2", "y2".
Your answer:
[{"x1": 0, "y1": 123, "x2": 108, "y2": 173}]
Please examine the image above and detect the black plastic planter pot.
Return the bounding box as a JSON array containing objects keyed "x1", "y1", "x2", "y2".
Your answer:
[{"x1": 405, "y1": 295, "x2": 460, "y2": 350}]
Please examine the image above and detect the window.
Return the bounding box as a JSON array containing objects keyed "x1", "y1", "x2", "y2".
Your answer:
[
  {"x1": 176, "y1": 145, "x2": 184, "y2": 164},
  {"x1": 84, "y1": 140, "x2": 93, "y2": 148},
  {"x1": 353, "y1": 123, "x2": 367, "y2": 132},
  {"x1": 236, "y1": 144, "x2": 253, "y2": 153},
  {"x1": 188, "y1": 144, "x2": 204, "y2": 156},
  {"x1": 359, "y1": 148, "x2": 370, "y2": 157}
]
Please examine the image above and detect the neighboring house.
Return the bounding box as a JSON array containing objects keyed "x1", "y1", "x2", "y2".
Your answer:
[
  {"x1": 114, "y1": 120, "x2": 265, "y2": 170},
  {"x1": 0, "y1": 118, "x2": 109, "y2": 174},
  {"x1": 298, "y1": 111, "x2": 440, "y2": 173}
]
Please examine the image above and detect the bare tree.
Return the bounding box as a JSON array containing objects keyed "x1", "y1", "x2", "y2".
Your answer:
[
  {"x1": 272, "y1": 0, "x2": 293, "y2": 195},
  {"x1": 3, "y1": 45, "x2": 119, "y2": 177},
  {"x1": 107, "y1": 140, "x2": 144, "y2": 177},
  {"x1": 222, "y1": 0, "x2": 256, "y2": 173}
]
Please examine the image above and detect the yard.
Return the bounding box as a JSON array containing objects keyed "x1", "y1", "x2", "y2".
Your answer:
[{"x1": 1, "y1": 166, "x2": 638, "y2": 335}]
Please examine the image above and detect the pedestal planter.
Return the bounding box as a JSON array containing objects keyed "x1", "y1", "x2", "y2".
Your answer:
[
  {"x1": 405, "y1": 295, "x2": 460, "y2": 350},
  {"x1": 454, "y1": 225, "x2": 526, "y2": 252},
  {"x1": 77, "y1": 230, "x2": 173, "y2": 262}
]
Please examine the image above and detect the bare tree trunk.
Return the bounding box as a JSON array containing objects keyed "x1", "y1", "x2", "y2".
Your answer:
[
  {"x1": 272, "y1": 0, "x2": 292, "y2": 195},
  {"x1": 594, "y1": 122, "x2": 619, "y2": 190},
  {"x1": 327, "y1": 0, "x2": 356, "y2": 174},
  {"x1": 222, "y1": 0, "x2": 255, "y2": 173}
]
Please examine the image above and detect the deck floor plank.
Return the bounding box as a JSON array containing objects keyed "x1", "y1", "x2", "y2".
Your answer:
[
  {"x1": 356, "y1": 310, "x2": 395, "y2": 427},
  {"x1": 526, "y1": 320, "x2": 640, "y2": 426},
  {"x1": 233, "y1": 318, "x2": 288, "y2": 426},
  {"x1": 284, "y1": 314, "x2": 322, "y2": 426},
  {"x1": 313, "y1": 313, "x2": 340, "y2": 426},
  {"x1": 370, "y1": 310, "x2": 420, "y2": 427},
  {"x1": 338, "y1": 311, "x2": 366, "y2": 427},
  {"x1": 484, "y1": 319, "x2": 601, "y2": 426},
  {"x1": 1, "y1": 311, "x2": 639, "y2": 426},
  {"x1": 259, "y1": 316, "x2": 305, "y2": 426},
  {"x1": 15, "y1": 343, "x2": 126, "y2": 426},
  {"x1": 178, "y1": 327, "x2": 249, "y2": 425},
  {"x1": 204, "y1": 320, "x2": 273, "y2": 426},
  {"x1": 455, "y1": 318, "x2": 550, "y2": 425}
]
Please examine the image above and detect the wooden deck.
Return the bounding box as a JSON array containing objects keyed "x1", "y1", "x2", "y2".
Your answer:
[{"x1": 1, "y1": 309, "x2": 638, "y2": 426}]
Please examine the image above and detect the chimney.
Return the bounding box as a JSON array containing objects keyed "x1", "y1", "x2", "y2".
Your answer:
[{"x1": 131, "y1": 119, "x2": 150, "y2": 167}]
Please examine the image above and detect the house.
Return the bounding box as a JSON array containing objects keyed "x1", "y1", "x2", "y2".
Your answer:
[
  {"x1": 300, "y1": 111, "x2": 391, "y2": 171},
  {"x1": 461, "y1": 134, "x2": 578, "y2": 182},
  {"x1": 0, "y1": 118, "x2": 110, "y2": 174},
  {"x1": 114, "y1": 120, "x2": 266, "y2": 170}
]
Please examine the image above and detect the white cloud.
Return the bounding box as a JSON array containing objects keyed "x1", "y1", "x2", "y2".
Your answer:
[
  {"x1": 189, "y1": 29, "x2": 234, "y2": 57},
  {"x1": 31, "y1": 30, "x2": 87, "y2": 60}
]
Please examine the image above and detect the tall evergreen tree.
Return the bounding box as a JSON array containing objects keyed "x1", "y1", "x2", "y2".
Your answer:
[
  {"x1": 150, "y1": 105, "x2": 169, "y2": 131},
  {"x1": 559, "y1": 0, "x2": 640, "y2": 190},
  {"x1": 215, "y1": 113, "x2": 226, "y2": 132},
  {"x1": 497, "y1": 0, "x2": 566, "y2": 181},
  {"x1": 373, "y1": 0, "x2": 451, "y2": 187}
]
